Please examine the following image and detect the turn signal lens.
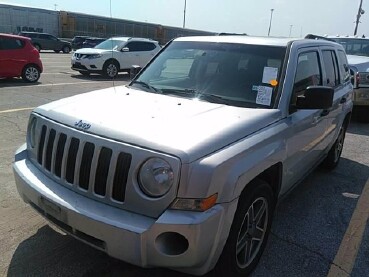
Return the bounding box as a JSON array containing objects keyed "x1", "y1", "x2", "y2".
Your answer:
[{"x1": 170, "y1": 193, "x2": 218, "y2": 212}]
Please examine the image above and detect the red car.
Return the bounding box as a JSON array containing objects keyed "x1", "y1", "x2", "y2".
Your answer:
[{"x1": 0, "y1": 33, "x2": 43, "y2": 83}]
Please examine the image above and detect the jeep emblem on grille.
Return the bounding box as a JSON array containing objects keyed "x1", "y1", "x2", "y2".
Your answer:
[{"x1": 74, "y1": 120, "x2": 91, "y2": 130}]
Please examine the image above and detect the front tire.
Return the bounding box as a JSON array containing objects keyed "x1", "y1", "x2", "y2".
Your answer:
[
  {"x1": 22, "y1": 64, "x2": 41, "y2": 83},
  {"x1": 62, "y1": 45, "x2": 71, "y2": 53},
  {"x1": 215, "y1": 179, "x2": 275, "y2": 276},
  {"x1": 103, "y1": 60, "x2": 119, "y2": 78}
]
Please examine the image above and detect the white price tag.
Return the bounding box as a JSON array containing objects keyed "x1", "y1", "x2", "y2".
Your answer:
[
  {"x1": 256, "y1": 86, "x2": 273, "y2": 106},
  {"x1": 262, "y1": 67, "x2": 278, "y2": 84}
]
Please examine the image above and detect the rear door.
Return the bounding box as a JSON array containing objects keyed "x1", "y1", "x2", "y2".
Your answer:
[
  {"x1": 321, "y1": 48, "x2": 352, "y2": 143},
  {"x1": 282, "y1": 48, "x2": 330, "y2": 194},
  {"x1": 0, "y1": 37, "x2": 25, "y2": 77},
  {"x1": 120, "y1": 41, "x2": 157, "y2": 69}
]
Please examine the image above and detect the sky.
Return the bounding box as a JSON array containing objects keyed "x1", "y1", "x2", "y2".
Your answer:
[{"x1": 1, "y1": 0, "x2": 368, "y2": 37}]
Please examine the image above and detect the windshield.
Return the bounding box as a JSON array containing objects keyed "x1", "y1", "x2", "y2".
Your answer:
[
  {"x1": 131, "y1": 41, "x2": 286, "y2": 108},
  {"x1": 333, "y1": 38, "x2": 369, "y2": 57},
  {"x1": 95, "y1": 38, "x2": 126, "y2": 50}
]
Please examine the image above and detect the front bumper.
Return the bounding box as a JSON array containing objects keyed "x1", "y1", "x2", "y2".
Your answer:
[
  {"x1": 353, "y1": 87, "x2": 369, "y2": 106},
  {"x1": 13, "y1": 144, "x2": 237, "y2": 275},
  {"x1": 71, "y1": 56, "x2": 104, "y2": 72}
]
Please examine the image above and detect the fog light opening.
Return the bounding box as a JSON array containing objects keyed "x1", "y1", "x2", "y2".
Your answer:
[{"x1": 155, "y1": 232, "x2": 189, "y2": 256}]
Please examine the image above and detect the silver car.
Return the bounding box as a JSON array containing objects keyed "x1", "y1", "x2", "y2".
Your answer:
[{"x1": 13, "y1": 35, "x2": 353, "y2": 276}]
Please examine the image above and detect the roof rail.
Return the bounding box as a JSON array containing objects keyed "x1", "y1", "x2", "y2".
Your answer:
[
  {"x1": 217, "y1": 32, "x2": 248, "y2": 36},
  {"x1": 304, "y1": 34, "x2": 336, "y2": 42}
]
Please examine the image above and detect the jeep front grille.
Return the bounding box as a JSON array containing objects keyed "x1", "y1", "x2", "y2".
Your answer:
[{"x1": 36, "y1": 125, "x2": 132, "y2": 203}]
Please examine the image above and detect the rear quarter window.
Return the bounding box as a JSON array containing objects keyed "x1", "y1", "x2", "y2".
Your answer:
[{"x1": 0, "y1": 38, "x2": 25, "y2": 50}]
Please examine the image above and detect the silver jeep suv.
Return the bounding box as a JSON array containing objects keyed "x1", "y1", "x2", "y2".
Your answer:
[{"x1": 13, "y1": 35, "x2": 352, "y2": 276}]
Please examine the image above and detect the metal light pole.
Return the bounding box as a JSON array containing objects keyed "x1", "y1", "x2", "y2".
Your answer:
[
  {"x1": 267, "y1": 9, "x2": 274, "y2": 36},
  {"x1": 354, "y1": 0, "x2": 365, "y2": 35},
  {"x1": 183, "y1": 0, "x2": 187, "y2": 28},
  {"x1": 289, "y1": 25, "x2": 293, "y2": 37}
]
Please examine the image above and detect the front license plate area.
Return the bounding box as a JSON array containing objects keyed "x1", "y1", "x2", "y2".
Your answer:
[{"x1": 39, "y1": 196, "x2": 64, "y2": 221}]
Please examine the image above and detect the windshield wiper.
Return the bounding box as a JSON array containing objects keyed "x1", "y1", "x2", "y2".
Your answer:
[
  {"x1": 130, "y1": 81, "x2": 158, "y2": 93},
  {"x1": 160, "y1": 88, "x2": 233, "y2": 104},
  {"x1": 197, "y1": 93, "x2": 232, "y2": 105},
  {"x1": 160, "y1": 88, "x2": 199, "y2": 97}
]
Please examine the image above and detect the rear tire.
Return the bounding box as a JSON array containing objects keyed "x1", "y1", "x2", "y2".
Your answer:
[
  {"x1": 103, "y1": 60, "x2": 119, "y2": 78},
  {"x1": 34, "y1": 44, "x2": 41, "y2": 52},
  {"x1": 22, "y1": 64, "x2": 41, "y2": 83},
  {"x1": 215, "y1": 179, "x2": 275, "y2": 277},
  {"x1": 54, "y1": 50, "x2": 60, "y2": 53},
  {"x1": 321, "y1": 123, "x2": 347, "y2": 170}
]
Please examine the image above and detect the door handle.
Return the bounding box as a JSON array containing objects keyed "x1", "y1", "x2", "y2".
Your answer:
[
  {"x1": 340, "y1": 97, "x2": 347, "y2": 104},
  {"x1": 320, "y1": 109, "x2": 330, "y2": 116}
]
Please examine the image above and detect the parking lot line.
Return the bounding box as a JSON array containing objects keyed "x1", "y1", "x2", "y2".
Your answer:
[
  {"x1": 327, "y1": 177, "x2": 369, "y2": 276},
  {"x1": 0, "y1": 107, "x2": 35, "y2": 114}
]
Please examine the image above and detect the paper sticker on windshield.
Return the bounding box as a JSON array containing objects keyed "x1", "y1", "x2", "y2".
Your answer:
[
  {"x1": 256, "y1": 86, "x2": 273, "y2": 106},
  {"x1": 262, "y1": 67, "x2": 278, "y2": 84}
]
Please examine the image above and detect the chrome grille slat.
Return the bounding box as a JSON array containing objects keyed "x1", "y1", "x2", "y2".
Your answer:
[
  {"x1": 50, "y1": 132, "x2": 60, "y2": 174},
  {"x1": 55, "y1": 133, "x2": 67, "y2": 178},
  {"x1": 42, "y1": 126, "x2": 51, "y2": 169},
  {"x1": 88, "y1": 147, "x2": 101, "y2": 194},
  {"x1": 61, "y1": 136, "x2": 72, "y2": 181},
  {"x1": 106, "y1": 152, "x2": 119, "y2": 200},
  {"x1": 73, "y1": 140, "x2": 86, "y2": 189}
]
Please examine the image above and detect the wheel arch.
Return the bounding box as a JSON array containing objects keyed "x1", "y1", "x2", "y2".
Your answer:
[
  {"x1": 103, "y1": 58, "x2": 121, "y2": 70},
  {"x1": 22, "y1": 63, "x2": 42, "y2": 73}
]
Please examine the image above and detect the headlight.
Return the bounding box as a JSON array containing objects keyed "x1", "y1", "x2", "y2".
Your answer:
[
  {"x1": 88, "y1": 54, "x2": 102, "y2": 59},
  {"x1": 138, "y1": 158, "x2": 174, "y2": 197},
  {"x1": 28, "y1": 117, "x2": 37, "y2": 148}
]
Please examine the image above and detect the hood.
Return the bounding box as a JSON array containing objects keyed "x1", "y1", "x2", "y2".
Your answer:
[
  {"x1": 74, "y1": 48, "x2": 112, "y2": 55},
  {"x1": 347, "y1": 55, "x2": 369, "y2": 72},
  {"x1": 34, "y1": 86, "x2": 281, "y2": 163},
  {"x1": 60, "y1": 39, "x2": 71, "y2": 45}
]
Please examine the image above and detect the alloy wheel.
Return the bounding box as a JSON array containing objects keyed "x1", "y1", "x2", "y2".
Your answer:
[
  {"x1": 25, "y1": 66, "x2": 39, "y2": 82},
  {"x1": 334, "y1": 127, "x2": 345, "y2": 163},
  {"x1": 236, "y1": 197, "x2": 268, "y2": 268},
  {"x1": 106, "y1": 64, "x2": 118, "y2": 78}
]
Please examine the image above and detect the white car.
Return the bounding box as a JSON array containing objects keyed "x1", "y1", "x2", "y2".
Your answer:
[{"x1": 71, "y1": 37, "x2": 160, "y2": 78}]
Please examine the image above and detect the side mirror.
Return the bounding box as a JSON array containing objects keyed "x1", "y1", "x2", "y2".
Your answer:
[
  {"x1": 130, "y1": 65, "x2": 142, "y2": 79},
  {"x1": 122, "y1": 47, "x2": 129, "y2": 52},
  {"x1": 296, "y1": 86, "x2": 334, "y2": 110}
]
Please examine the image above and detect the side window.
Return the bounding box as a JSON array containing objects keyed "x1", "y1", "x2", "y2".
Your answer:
[
  {"x1": 322, "y1": 50, "x2": 339, "y2": 87},
  {"x1": 141, "y1": 42, "x2": 156, "y2": 51},
  {"x1": 125, "y1": 41, "x2": 140, "y2": 51},
  {"x1": 292, "y1": 51, "x2": 322, "y2": 104},
  {"x1": 0, "y1": 38, "x2": 24, "y2": 50},
  {"x1": 337, "y1": 50, "x2": 350, "y2": 83},
  {"x1": 126, "y1": 41, "x2": 156, "y2": 51}
]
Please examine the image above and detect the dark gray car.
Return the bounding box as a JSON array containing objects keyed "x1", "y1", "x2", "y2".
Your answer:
[{"x1": 19, "y1": 32, "x2": 71, "y2": 53}]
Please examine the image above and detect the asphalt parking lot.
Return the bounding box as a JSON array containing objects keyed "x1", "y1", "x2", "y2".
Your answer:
[{"x1": 1, "y1": 52, "x2": 369, "y2": 277}]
